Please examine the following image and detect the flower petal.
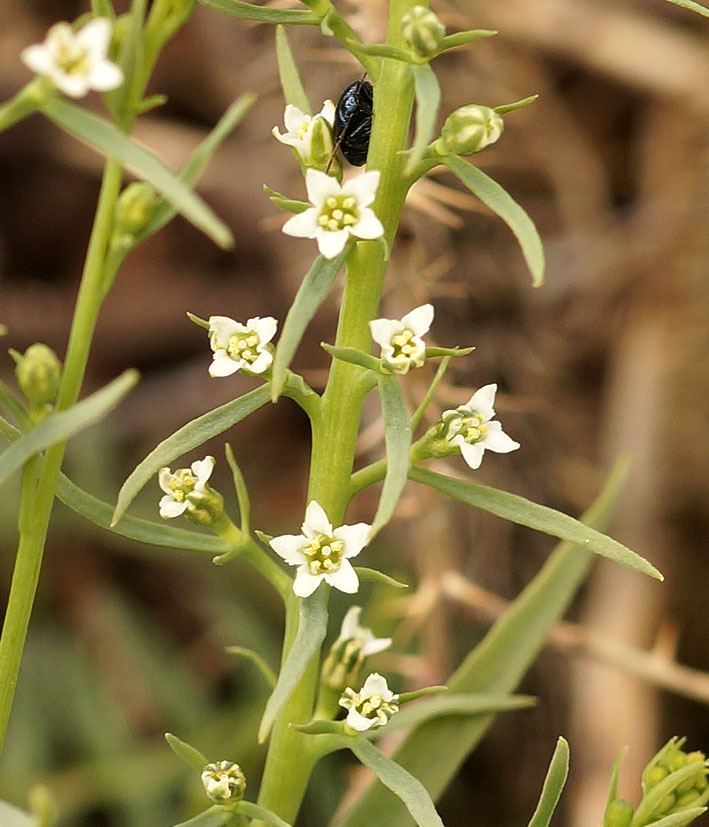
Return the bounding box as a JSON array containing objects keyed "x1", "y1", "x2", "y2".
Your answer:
[
  {"x1": 351, "y1": 208, "x2": 384, "y2": 240},
  {"x1": 346, "y1": 708, "x2": 376, "y2": 731},
  {"x1": 362, "y1": 634, "x2": 392, "y2": 657},
  {"x1": 269, "y1": 534, "x2": 307, "y2": 565},
  {"x1": 483, "y1": 421, "x2": 520, "y2": 454},
  {"x1": 282, "y1": 208, "x2": 318, "y2": 239},
  {"x1": 209, "y1": 351, "x2": 240, "y2": 377},
  {"x1": 76, "y1": 17, "x2": 112, "y2": 54},
  {"x1": 466, "y1": 383, "x2": 497, "y2": 421},
  {"x1": 369, "y1": 318, "x2": 402, "y2": 349},
  {"x1": 283, "y1": 104, "x2": 308, "y2": 135},
  {"x1": 319, "y1": 99, "x2": 336, "y2": 126},
  {"x1": 335, "y1": 522, "x2": 371, "y2": 558},
  {"x1": 159, "y1": 496, "x2": 187, "y2": 519},
  {"x1": 401, "y1": 303, "x2": 434, "y2": 336},
  {"x1": 303, "y1": 500, "x2": 332, "y2": 536},
  {"x1": 325, "y1": 558, "x2": 359, "y2": 593},
  {"x1": 191, "y1": 456, "x2": 215, "y2": 485},
  {"x1": 305, "y1": 168, "x2": 340, "y2": 206},
  {"x1": 21, "y1": 44, "x2": 54, "y2": 75},
  {"x1": 209, "y1": 315, "x2": 244, "y2": 348},
  {"x1": 158, "y1": 467, "x2": 174, "y2": 496},
  {"x1": 248, "y1": 316, "x2": 278, "y2": 344},
  {"x1": 248, "y1": 351, "x2": 273, "y2": 374},
  {"x1": 88, "y1": 59, "x2": 124, "y2": 91},
  {"x1": 316, "y1": 227, "x2": 349, "y2": 259},
  {"x1": 293, "y1": 566, "x2": 322, "y2": 598},
  {"x1": 361, "y1": 672, "x2": 391, "y2": 699},
  {"x1": 339, "y1": 606, "x2": 363, "y2": 640},
  {"x1": 458, "y1": 439, "x2": 485, "y2": 470},
  {"x1": 344, "y1": 170, "x2": 380, "y2": 208}
]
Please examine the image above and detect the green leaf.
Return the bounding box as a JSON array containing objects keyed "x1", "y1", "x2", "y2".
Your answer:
[
  {"x1": 409, "y1": 466, "x2": 662, "y2": 580},
  {"x1": 172, "y1": 806, "x2": 234, "y2": 827},
  {"x1": 135, "y1": 93, "x2": 255, "y2": 245},
  {"x1": 225, "y1": 646, "x2": 277, "y2": 688},
  {"x1": 198, "y1": 0, "x2": 320, "y2": 24},
  {"x1": 0, "y1": 380, "x2": 28, "y2": 427},
  {"x1": 258, "y1": 588, "x2": 328, "y2": 742},
  {"x1": 347, "y1": 736, "x2": 444, "y2": 827},
  {"x1": 271, "y1": 250, "x2": 347, "y2": 399},
  {"x1": 0, "y1": 800, "x2": 37, "y2": 827},
  {"x1": 0, "y1": 371, "x2": 138, "y2": 488},
  {"x1": 91, "y1": 0, "x2": 116, "y2": 19},
  {"x1": 380, "y1": 693, "x2": 534, "y2": 736},
  {"x1": 165, "y1": 732, "x2": 208, "y2": 772},
  {"x1": 438, "y1": 29, "x2": 497, "y2": 51},
  {"x1": 40, "y1": 97, "x2": 233, "y2": 250},
  {"x1": 337, "y1": 456, "x2": 634, "y2": 826},
  {"x1": 235, "y1": 800, "x2": 292, "y2": 826},
  {"x1": 527, "y1": 737, "x2": 570, "y2": 827},
  {"x1": 321, "y1": 344, "x2": 381, "y2": 372},
  {"x1": 494, "y1": 95, "x2": 538, "y2": 116},
  {"x1": 112, "y1": 384, "x2": 271, "y2": 524},
  {"x1": 644, "y1": 810, "x2": 708, "y2": 827},
  {"x1": 406, "y1": 64, "x2": 441, "y2": 174},
  {"x1": 661, "y1": 0, "x2": 709, "y2": 16},
  {"x1": 263, "y1": 185, "x2": 310, "y2": 214},
  {"x1": 224, "y1": 444, "x2": 251, "y2": 534},
  {"x1": 354, "y1": 567, "x2": 408, "y2": 589},
  {"x1": 604, "y1": 747, "x2": 628, "y2": 812},
  {"x1": 442, "y1": 154, "x2": 545, "y2": 286},
  {"x1": 370, "y1": 374, "x2": 411, "y2": 538},
  {"x1": 424, "y1": 346, "x2": 474, "y2": 358},
  {"x1": 275, "y1": 25, "x2": 310, "y2": 113},
  {"x1": 632, "y1": 764, "x2": 709, "y2": 826},
  {"x1": 56, "y1": 472, "x2": 231, "y2": 555}
]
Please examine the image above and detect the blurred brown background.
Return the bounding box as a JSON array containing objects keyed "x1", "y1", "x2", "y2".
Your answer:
[{"x1": 1, "y1": 0, "x2": 709, "y2": 824}]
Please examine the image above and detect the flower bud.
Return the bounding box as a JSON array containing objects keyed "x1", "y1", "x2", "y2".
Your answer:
[
  {"x1": 12, "y1": 343, "x2": 62, "y2": 406},
  {"x1": 437, "y1": 105, "x2": 503, "y2": 156},
  {"x1": 201, "y1": 760, "x2": 246, "y2": 804},
  {"x1": 114, "y1": 182, "x2": 159, "y2": 239},
  {"x1": 401, "y1": 6, "x2": 445, "y2": 59},
  {"x1": 603, "y1": 799, "x2": 634, "y2": 827},
  {"x1": 638, "y1": 738, "x2": 709, "y2": 823}
]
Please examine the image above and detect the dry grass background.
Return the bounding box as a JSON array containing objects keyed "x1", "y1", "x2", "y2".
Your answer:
[{"x1": 1, "y1": 0, "x2": 709, "y2": 824}]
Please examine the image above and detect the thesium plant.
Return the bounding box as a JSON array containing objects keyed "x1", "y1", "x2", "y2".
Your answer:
[{"x1": 1, "y1": 0, "x2": 709, "y2": 825}]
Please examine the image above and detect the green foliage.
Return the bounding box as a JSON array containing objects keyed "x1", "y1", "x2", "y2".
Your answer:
[
  {"x1": 199, "y1": 0, "x2": 319, "y2": 25},
  {"x1": 406, "y1": 65, "x2": 441, "y2": 173},
  {"x1": 527, "y1": 737, "x2": 570, "y2": 827},
  {"x1": 275, "y1": 25, "x2": 310, "y2": 114}
]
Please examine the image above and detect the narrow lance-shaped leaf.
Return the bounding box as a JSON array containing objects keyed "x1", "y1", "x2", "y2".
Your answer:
[
  {"x1": 405, "y1": 64, "x2": 441, "y2": 175},
  {"x1": 235, "y1": 801, "x2": 292, "y2": 827},
  {"x1": 135, "y1": 93, "x2": 255, "y2": 245},
  {"x1": 40, "y1": 97, "x2": 233, "y2": 249},
  {"x1": 442, "y1": 154, "x2": 544, "y2": 286},
  {"x1": 643, "y1": 810, "x2": 709, "y2": 827},
  {"x1": 409, "y1": 466, "x2": 662, "y2": 580},
  {"x1": 165, "y1": 732, "x2": 208, "y2": 772},
  {"x1": 275, "y1": 25, "x2": 310, "y2": 113},
  {"x1": 258, "y1": 588, "x2": 328, "y2": 742},
  {"x1": 527, "y1": 737, "x2": 570, "y2": 827},
  {"x1": 370, "y1": 374, "x2": 411, "y2": 538},
  {"x1": 198, "y1": 0, "x2": 320, "y2": 25},
  {"x1": 0, "y1": 370, "x2": 138, "y2": 489},
  {"x1": 661, "y1": 0, "x2": 709, "y2": 17},
  {"x1": 172, "y1": 807, "x2": 234, "y2": 827},
  {"x1": 113, "y1": 384, "x2": 271, "y2": 524},
  {"x1": 337, "y1": 456, "x2": 634, "y2": 826},
  {"x1": 346, "y1": 736, "x2": 444, "y2": 827},
  {"x1": 271, "y1": 250, "x2": 347, "y2": 400}
]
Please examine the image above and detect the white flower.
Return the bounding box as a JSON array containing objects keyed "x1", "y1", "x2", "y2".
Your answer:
[
  {"x1": 335, "y1": 606, "x2": 391, "y2": 657},
  {"x1": 339, "y1": 673, "x2": 399, "y2": 731},
  {"x1": 282, "y1": 169, "x2": 384, "y2": 259},
  {"x1": 21, "y1": 18, "x2": 124, "y2": 98},
  {"x1": 272, "y1": 101, "x2": 335, "y2": 160},
  {"x1": 369, "y1": 303, "x2": 434, "y2": 374},
  {"x1": 269, "y1": 500, "x2": 371, "y2": 598},
  {"x1": 158, "y1": 456, "x2": 215, "y2": 519},
  {"x1": 442, "y1": 383, "x2": 520, "y2": 470},
  {"x1": 201, "y1": 761, "x2": 246, "y2": 803},
  {"x1": 208, "y1": 315, "x2": 277, "y2": 377}
]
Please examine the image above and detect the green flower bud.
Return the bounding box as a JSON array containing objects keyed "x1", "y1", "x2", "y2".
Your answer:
[
  {"x1": 114, "y1": 182, "x2": 159, "y2": 239},
  {"x1": 603, "y1": 799, "x2": 634, "y2": 827},
  {"x1": 12, "y1": 343, "x2": 62, "y2": 406},
  {"x1": 401, "y1": 6, "x2": 445, "y2": 59},
  {"x1": 436, "y1": 105, "x2": 504, "y2": 156},
  {"x1": 201, "y1": 760, "x2": 246, "y2": 803}
]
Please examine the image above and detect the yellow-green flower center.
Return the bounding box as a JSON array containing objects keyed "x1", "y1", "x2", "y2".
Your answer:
[
  {"x1": 340, "y1": 688, "x2": 399, "y2": 726},
  {"x1": 446, "y1": 410, "x2": 488, "y2": 444},
  {"x1": 303, "y1": 532, "x2": 345, "y2": 575},
  {"x1": 318, "y1": 195, "x2": 359, "y2": 233},
  {"x1": 168, "y1": 469, "x2": 198, "y2": 502},
  {"x1": 389, "y1": 328, "x2": 418, "y2": 359},
  {"x1": 227, "y1": 330, "x2": 260, "y2": 364},
  {"x1": 55, "y1": 39, "x2": 91, "y2": 76}
]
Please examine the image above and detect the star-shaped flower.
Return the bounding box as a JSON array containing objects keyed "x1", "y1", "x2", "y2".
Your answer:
[
  {"x1": 335, "y1": 606, "x2": 391, "y2": 657},
  {"x1": 269, "y1": 501, "x2": 371, "y2": 598},
  {"x1": 282, "y1": 169, "x2": 384, "y2": 259},
  {"x1": 442, "y1": 383, "x2": 520, "y2": 470},
  {"x1": 272, "y1": 101, "x2": 335, "y2": 160},
  {"x1": 21, "y1": 18, "x2": 124, "y2": 98},
  {"x1": 339, "y1": 673, "x2": 399, "y2": 732},
  {"x1": 208, "y1": 315, "x2": 277, "y2": 377},
  {"x1": 158, "y1": 456, "x2": 215, "y2": 519},
  {"x1": 369, "y1": 303, "x2": 434, "y2": 374}
]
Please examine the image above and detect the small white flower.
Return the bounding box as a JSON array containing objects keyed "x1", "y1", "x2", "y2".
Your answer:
[
  {"x1": 208, "y1": 315, "x2": 277, "y2": 377},
  {"x1": 21, "y1": 18, "x2": 124, "y2": 98},
  {"x1": 158, "y1": 456, "x2": 215, "y2": 519},
  {"x1": 369, "y1": 303, "x2": 434, "y2": 374},
  {"x1": 272, "y1": 101, "x2": 335, "y2": 159},
  {"x1": 336, "y1": 606, "x2": 391, "y2": 657},
  {"x1": 442, "y1": 383, "x2": 520, "y2": 470},
  {"x1": 282, "y1": 169, "x2": 384, "y2": 259},
  {"x1": 339, "y1": 673, "x2": 399, "y2": 731},
  {"x1": 269, "y1": 500, "x2": 371, "y2": 598},
  {"x1": 201, "y1": 761, "x2": 246, "y2": 803}
]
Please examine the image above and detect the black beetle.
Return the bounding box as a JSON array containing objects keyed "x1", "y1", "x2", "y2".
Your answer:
[{"x1": 332, "y1": 79, "x2": 373, "y2": 167}]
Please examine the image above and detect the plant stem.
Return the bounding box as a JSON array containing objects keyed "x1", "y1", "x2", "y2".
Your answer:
[
  {"x1": 0, "y1": 160, "x2": 123, "y2": 751},
  {"x1": 255, "y1": 0, "x2": 417, "y2": 820}
]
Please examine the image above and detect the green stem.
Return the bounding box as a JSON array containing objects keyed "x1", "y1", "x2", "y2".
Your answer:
[
  {"x1": 255, "y1": 0, "x2": 418, "y2": 821},
  {"x1": 0, "y1": 161, "x2": 123, "y2": 751}
]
